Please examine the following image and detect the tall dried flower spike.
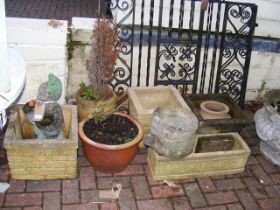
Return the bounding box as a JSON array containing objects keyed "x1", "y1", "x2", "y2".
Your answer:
[{"x1": 87, "y1": 17, "x2": 120, "y2": 98}]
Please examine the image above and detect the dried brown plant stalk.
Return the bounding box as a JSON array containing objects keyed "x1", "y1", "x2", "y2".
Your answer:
[{"x1": 87, "y1": 17, "x2": 120, "y2": 98}]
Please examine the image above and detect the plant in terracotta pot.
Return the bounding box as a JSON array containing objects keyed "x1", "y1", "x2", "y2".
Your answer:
[
  {"x1": 76, "y1": 16, "x2": 120, "y2": 121},
  {"x1": 78, "y1": 111, "x2": 144, "y2": 173},
  {"x1": 77, "y1": 17, "x2": 144, "y2": 173}
]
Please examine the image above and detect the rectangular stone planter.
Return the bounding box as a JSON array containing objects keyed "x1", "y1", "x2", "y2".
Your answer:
[
  {"x1": 4, "y1": 105, "x2": 78, "y2": 180},
  {"x1": 183, "y1": 94, "x2": 247, "y2": 134},
  {"x1": 128, "y1": 86, "x2": 190, "y2": 133},
  {"x1": 148, "y1": 132, "x2": 250, "y2": 180}
]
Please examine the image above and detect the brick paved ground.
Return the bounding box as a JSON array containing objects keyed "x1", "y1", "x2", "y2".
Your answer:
[
  {"x1": 0, "y1": 105, "x2": 280, "y2": 210},
  {"x1": 5, "y1": 0, "x2": 107, "y2": 24}
]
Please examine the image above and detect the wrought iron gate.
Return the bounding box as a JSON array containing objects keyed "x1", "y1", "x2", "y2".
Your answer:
[{"x1": 107, "y1": 0, "x2": 257, "y2": 106}]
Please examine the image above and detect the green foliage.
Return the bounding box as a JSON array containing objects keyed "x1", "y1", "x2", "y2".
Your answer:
[
  {"x1": 79, "y1": 82, "x2": 86, "y2": 89},
  {"x1": 91, "y1": 105, "x2": 116, "y2": 123},
  {"x1": 79, "y1": 82, "x2": 101, "y2": 100},
  {"x1": 92, "y1": 111, "x2": 108, "y2": 123},
  {"x1": 66, "y1": 31, "x2": 87, "y2": 61},
  {"x1": 66, "y1": 31, "x2": 74, "y2": 61}
]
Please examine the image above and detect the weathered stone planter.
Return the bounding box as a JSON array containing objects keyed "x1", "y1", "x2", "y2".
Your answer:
[
  {"x1": 128, "y1": 86, "x2": 190, "y2": 133},
  {"x1": 148, "y1": 132, "x2": 250, "y2": 180},
  {"x1": 4, "y1": 105, "x2": 78, "y2": 180},
  {"x1": 183, "y1": 94, "x2": 247, "y2": 134},
  {"x1": 76, "y1": 88, "x2": 117, "y2": 122}
]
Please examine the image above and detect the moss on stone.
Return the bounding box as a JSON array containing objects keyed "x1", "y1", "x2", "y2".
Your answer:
[{"x1": 67, "y1": 30, "x2": 88, "y2": 61}]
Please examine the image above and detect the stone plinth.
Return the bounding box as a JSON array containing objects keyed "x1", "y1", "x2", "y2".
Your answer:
[
  {"x1": 184, "y1": 94, "x2": 247, "y2": 134},
  {"x1": 4, "y1": 105, "x2": 78, "y2": 180}
]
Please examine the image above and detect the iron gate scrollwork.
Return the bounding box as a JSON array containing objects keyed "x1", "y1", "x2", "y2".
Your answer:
[
  {"x1": 107, "y1": 0, "x2": 135, "y2": 95},
  {"x1": 107, "y1": 0, "x2": 257, "y2": 106},
  {"x1": 215, "y1": 2, "x2": 257, "y2": 106}
]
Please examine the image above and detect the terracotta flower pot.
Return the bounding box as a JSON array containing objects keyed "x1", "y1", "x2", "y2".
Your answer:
[
  {"x1": 199, "y1": 100, "x2": 230, "y2": 120},
  {"x1": 78, "y1": 112, "x2": 144, "y2": 173},
  {"x1": 76, "y1": 88, "x2": 117, "y2": 122}
]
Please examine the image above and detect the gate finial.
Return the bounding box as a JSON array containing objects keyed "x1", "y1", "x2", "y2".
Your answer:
[{"x1": 201, "y1": 0, "x2": 209, "y2": 11}]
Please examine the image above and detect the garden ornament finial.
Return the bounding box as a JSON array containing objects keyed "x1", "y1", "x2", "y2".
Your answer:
[
  {"x1": 23, "y1": 73, "x2": 65, "y2": 139},
  {"x1": 37, "y1": 73, "x2": 62, "y2": 101}
]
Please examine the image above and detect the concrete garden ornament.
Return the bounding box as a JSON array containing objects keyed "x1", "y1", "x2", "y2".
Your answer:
[
  {"x1": 4, "y1": 74, "x2": 77, "y2": 179},
  {"x1": 144, "y1": 106, "x2": 198, "y2": 159},
  {"x1": 23, "y1": 73, "x2": 64, "y2": 139},
  {"x1": 254, "y1": 90, "x2": 280, "y2": 165}
]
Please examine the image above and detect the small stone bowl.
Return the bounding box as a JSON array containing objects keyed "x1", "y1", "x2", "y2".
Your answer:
[{"x1": 199, "y1": 100, "x2": 230, "y2": 120}]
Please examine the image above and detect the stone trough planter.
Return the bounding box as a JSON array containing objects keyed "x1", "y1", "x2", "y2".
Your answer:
[
  {"x1": 128, "y1": 86, "x2": 189, "y2": 133},
  {"x1": 148, "y1": 132, "x2": 250, "y2": 180},
  {"x1": 4, "y1": 105, "x2": 78, "y2": 180},
  {"x1": 183, "y1": 94, "x2": 247, "y2": 134}
]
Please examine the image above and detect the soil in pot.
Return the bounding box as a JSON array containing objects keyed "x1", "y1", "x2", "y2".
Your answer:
[{"x1": 83, "y1": 115, "x2": 139, "y2": 145}]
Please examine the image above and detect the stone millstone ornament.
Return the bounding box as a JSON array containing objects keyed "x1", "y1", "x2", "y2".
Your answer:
[
  {"x1": 254, "y1": 90, "x2": 280, "y2": 166},
  {"x1": 144, "y1": 106, "x2": 198, "y2": 159},
  {"x1": 23, "y1": 73, "x2": 65, "y2": 139}
]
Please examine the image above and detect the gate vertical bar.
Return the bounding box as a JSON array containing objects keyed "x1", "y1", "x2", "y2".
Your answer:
[
  {"x1": 130, "y1": 0, "x2": 136, "y2": 87},
  {"x1": 154, "y1": 0, "x2": 164, "y2": 86},
  {"x1": 189, "y1": 0, "x2": 195, "y2": 42},
  {"x1": 199, "y1": 1, "x2": 214, "y2": 93},
  {"x1": 208, "y1": 0, "x2": 222, "y2": 93},
  {"x1": 178, "y1": 0, "x2": 185, "y2": 39},
  {"x1": 215, "y1": 2, "x2": 228, "y2": 95},
  {"x1": 168, "y1": 0, "x2": 175, "y2": 38},
  {"x1": 137, "y1": 0, "x2": 145, "y2": 86},
  {"x1": 193, "y1": 1, "x2": 206, "y2": 94},
  {"x1": 146, "y1": 0, "x2": 155, "y2": 86}
]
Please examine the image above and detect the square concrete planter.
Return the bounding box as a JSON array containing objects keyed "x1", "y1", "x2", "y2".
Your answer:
[
  {"x1": 128, "y1": 86, "x2": 190, "y2": 133},
  {"x1": 183, "y1": 94, "x2": 247, "y2": 134},
  {"x1": 4, "y1": 105, "x2": 78, "y2": 180},
  {"x1": 148, "y1": 132, "x2": 250, "y2": 180}
]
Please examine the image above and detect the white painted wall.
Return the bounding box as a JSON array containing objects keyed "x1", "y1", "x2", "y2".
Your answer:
[{"x1": 6, "y1": 18, "x2": 68, "y2": 104}]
